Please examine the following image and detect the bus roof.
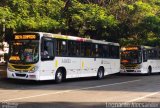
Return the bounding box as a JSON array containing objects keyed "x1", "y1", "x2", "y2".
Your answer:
[
  {"x1": 14, "y1": 32, "x2": 119, "y2": 46},
  {"x1": 42, "y1": 32, "x2": 119, "y2": 46},
  {"x1": 121, "y1": 45, "x2": 159, "y2": 50}
]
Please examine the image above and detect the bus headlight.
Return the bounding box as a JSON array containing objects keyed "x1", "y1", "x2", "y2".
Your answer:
[
  {"x1": 8, "y1": 65, "x2": 14, "y2": 72},
  {"x1": 136, "y1": 65, "x2": 142, "y2": 69},
  {"x1": 121, "y1": 65, "x2": 125, "y2": 69},
  {"x1": 29, "y1": 66, "x2": 38, "y2": 73}
]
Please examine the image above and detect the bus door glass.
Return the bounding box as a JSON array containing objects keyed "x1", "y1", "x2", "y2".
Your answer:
[{"x1": 41, "y1": 37, "x2": 54, "y2": 61}]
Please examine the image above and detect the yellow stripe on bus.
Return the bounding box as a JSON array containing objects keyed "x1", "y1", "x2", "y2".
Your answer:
[
  {"x1": 82, "y1": 61, "x2": 84, "y2": 69},
  {"x1": 55, "y1": 60, "x2": 58, "y2": 68}
]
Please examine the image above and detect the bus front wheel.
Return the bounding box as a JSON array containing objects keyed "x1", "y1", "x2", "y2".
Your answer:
[
  {"x1": 55, "y1": 69, "x2": 63, "y2": 83},
  {"x1": 97, "y1": 68, "x2": 104, "y2": 80}
]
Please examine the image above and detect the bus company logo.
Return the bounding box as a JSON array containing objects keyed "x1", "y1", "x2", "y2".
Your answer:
[
  {"x1": 101, "y1": 60, "x2": 110, "y2": 64},
  {"x1": 62, "y1": 59, "x2": 71, "y2": 63}
]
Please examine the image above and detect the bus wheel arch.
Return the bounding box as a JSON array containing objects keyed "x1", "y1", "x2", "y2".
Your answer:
[
  {"x1": 147, "y1": 66, "x2": 152, "y2": 75},
  {"x1": 55, "y1": 67, "x2": 66, "y2": 83},
  {"x1": 97, "y1": 66, "x2": 104, "y2": 80}
]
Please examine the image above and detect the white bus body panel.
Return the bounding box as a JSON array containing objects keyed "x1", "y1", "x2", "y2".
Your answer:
[
  {"x1": 38, "y1": 57, "x2": 120, "y2": 80},
  {"x1": 7, "y1": 57, "x2": 120, "y2": 81},
  {"x1": 142, "y1": 60, "x2": 160, "y2": 73}
]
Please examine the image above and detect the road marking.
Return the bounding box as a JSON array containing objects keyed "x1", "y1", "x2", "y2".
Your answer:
[
  {"x1": 2, "y1": 79, "x2": 140, "y2": 102},
  {"x1": 128, "y1": 91, "x2": 160, "y2": 102}
]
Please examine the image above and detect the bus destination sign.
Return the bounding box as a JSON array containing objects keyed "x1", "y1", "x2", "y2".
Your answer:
[
  {"x1": 14, "y1": 34, "x2": 39, "y2": 40},
  {"x1": 122, "y1": 47, "x2": 139, "y2": 51}
]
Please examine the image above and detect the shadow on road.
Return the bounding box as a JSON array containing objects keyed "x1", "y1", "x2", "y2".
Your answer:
[
  {"x1": 1, "y1": 102, "x2": 106, "y2": 108},
  {"x1": 0, "y1": 72, "x2": 159, "y2": 93},
  {"x1": 1, "y1": 102, "x2": 160, "y2": 108}
]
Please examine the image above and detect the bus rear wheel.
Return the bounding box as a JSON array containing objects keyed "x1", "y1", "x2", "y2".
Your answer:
[
  {"x1": 55, "y1": 69, "x2": 63, "y2": 83},
  {"x1": 97, "y1": 68, "x2": 104, "y2": 80},
  {"x1": 147, "y1": 67, "x2": 152, "y2": 76}
]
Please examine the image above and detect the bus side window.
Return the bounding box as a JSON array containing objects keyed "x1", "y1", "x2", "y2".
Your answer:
[
  {"x1": 97, "y1": 44, "x2": 102, "y2": 58},
  {"x1": 148, "y1": 50, "x2": 151, "y2": 59},
  {"x1": 109, "y1": 45, "x2": 114, "y2": 58},
  {"x1": 103, "y1": 45, "x2": 109, "y2": 58},
  {"x1": 91, "y1": 44, "x2": 96, "y2": 57},
  {"x1": 115, "y1": 46, "x2": 120, "y2": 59},
  {"x1": 80, "y1": 42, "x2": 85, "y2": 56},
  {"x1": 108, "y1": 45, "x2": 119, "y2": 59},
  {"x1": 68, "y1": 41, "x2": 74, "y2": 56},
  {"x1": 90, "y1": 44, "x2": 103, "y2": 58},
  {"x1": 75, "y1": 42, "x2": 81, "y2": 56},
  {"x1": 85, "y1": 42, "x2": 91, "y2": 57},
  {"x1": 68, "y1": 41, "x2": 80, "y2": 57},
  {"x1": 143, "y1": 50, "x2": 148, "y2": 62},
  {"x1": 154, "y1": 50, "x2": 158, "y2": 59},
  {"x1": 56, "y1": 39, "x2": 67, "y2": 56},
  {"x1": 95, "y1": 44, "x2": 103, "y2": 58}
]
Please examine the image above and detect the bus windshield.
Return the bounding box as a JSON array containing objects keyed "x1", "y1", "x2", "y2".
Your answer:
[
  {"x1": 9, "y1": 40, "x2": 39, "y2": 64},
  {"x1": 121, "y1": 50, "x2": 142, "y2": 64}
]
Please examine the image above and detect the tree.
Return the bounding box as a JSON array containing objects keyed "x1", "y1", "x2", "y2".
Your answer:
[
  {"x1": 61, "y1": 0, "x2": 118, "y2": 40},
  {"x1": 0, "y1": 0, "x2": 160, "y2": 46}
]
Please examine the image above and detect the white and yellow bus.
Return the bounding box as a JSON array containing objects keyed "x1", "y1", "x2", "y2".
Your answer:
[
  {"x1": 120, "y1": 45, "x2": 160, "y2": 75},
  {"x1": 7, "y1": 32, "x2": 120, "y2": 83}
]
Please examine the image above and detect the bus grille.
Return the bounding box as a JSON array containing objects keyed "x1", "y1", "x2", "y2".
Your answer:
[
  {"x1": 15, "y1": 73, "x2": 26, "y2": 77},
  {"x1": 127, "y1": 70, "x2": 134, "y2": 72},
  {"x1": 125, "y1": 67, "x2": 135, "y2": 69}
]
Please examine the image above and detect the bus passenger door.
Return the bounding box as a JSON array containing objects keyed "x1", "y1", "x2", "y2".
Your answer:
[{"x1": 40, "y1": 37, "x2": 55, "y2": 80}]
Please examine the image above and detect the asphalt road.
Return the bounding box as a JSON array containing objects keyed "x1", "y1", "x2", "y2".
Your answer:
[{"x1": 0, "y1": 69, "x2": 160, "y2": 108}]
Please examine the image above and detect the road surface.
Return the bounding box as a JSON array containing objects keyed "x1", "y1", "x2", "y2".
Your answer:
[{"x1": 0, "y1": 71, "x2": 160, "y2": 108}]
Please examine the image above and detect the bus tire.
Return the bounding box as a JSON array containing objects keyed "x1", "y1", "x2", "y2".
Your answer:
[
  {"x1": 55, "y1": 69, "x2": 63, "y2": 83},
  {"x1": 97, "y1": 67, "x2": 104, "y2": 80},
  {"x1": 147, "y1": 67, "x2": 152, "y2": 76}
]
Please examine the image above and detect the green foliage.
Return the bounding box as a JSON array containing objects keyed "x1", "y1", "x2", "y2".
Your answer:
[
  {"x1": 62, "y1": 1, "x2": 118, "y2": 40},
  {"x1": 0, "y1": 0, "x2": 160, "y2": 46},
  {"x1": 0, "y1": 0, "x2": 64, "y2": 32}
]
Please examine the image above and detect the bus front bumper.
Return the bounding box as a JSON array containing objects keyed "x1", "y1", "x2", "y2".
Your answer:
[
  {"x1": 120, "y1": 69, "x2": 146, "y2": 74},
  {"x1": 7, "y1": 70, "x2": 38, "y2": 80}
]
